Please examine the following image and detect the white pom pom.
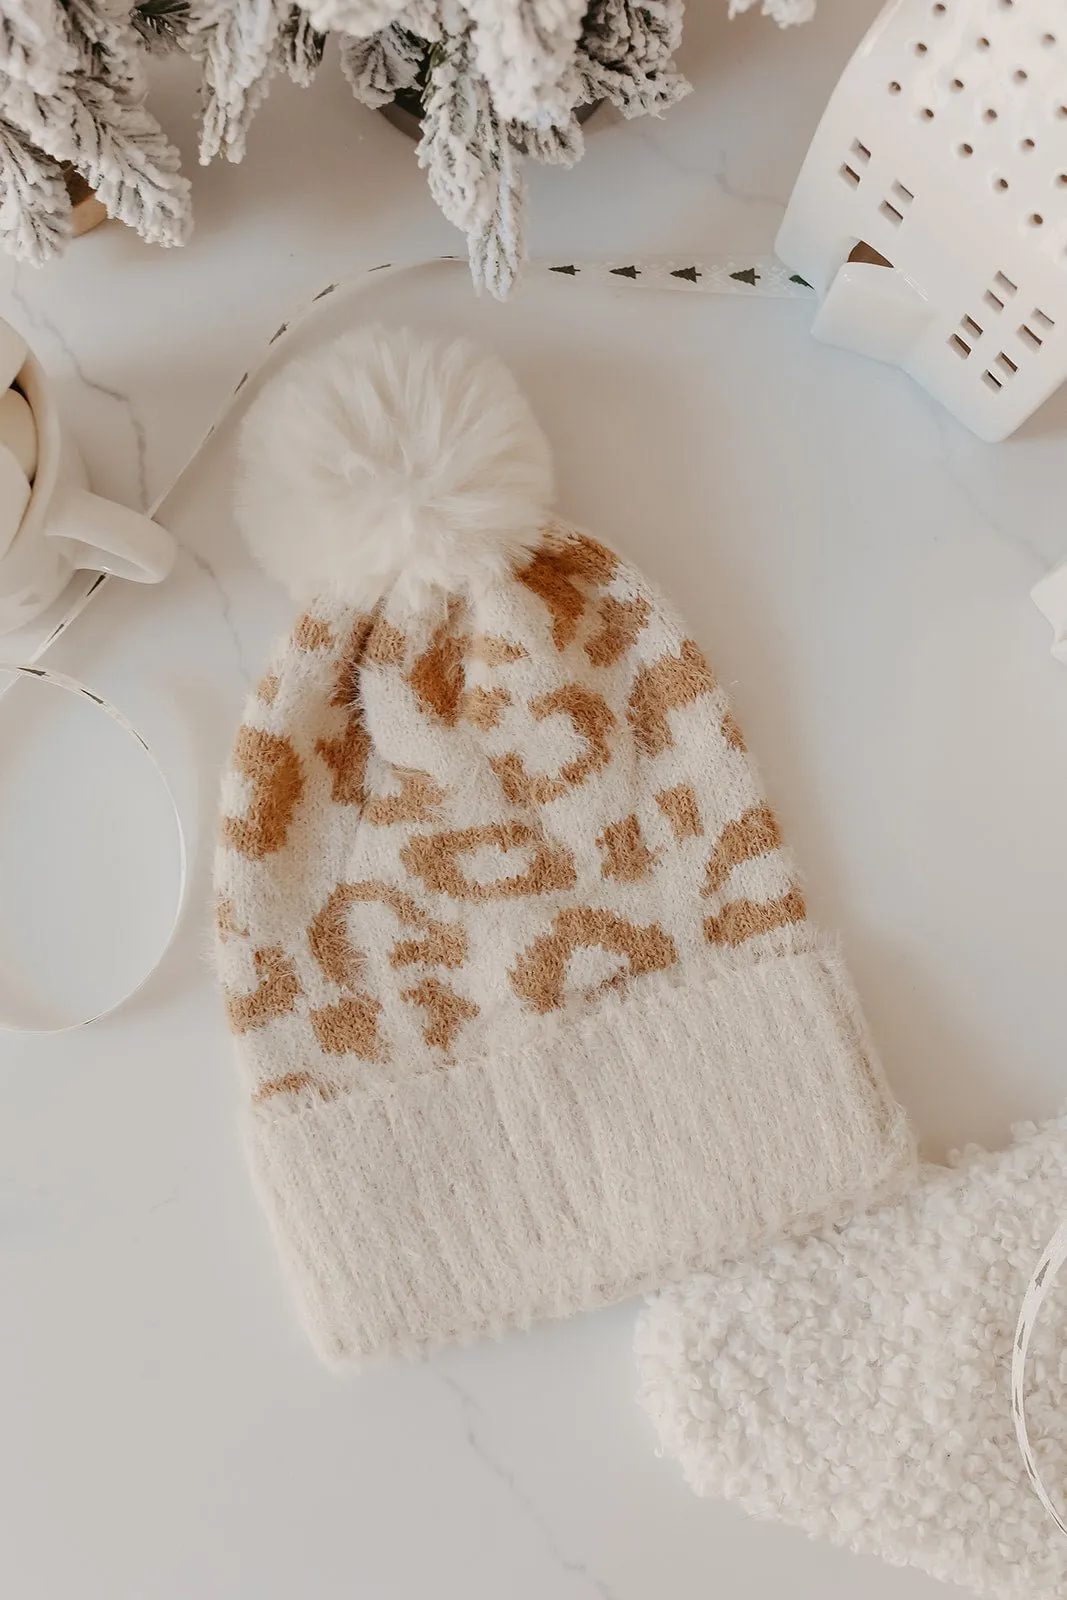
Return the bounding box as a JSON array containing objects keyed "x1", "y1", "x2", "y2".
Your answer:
[{"x1": 235, "y1": 324, "x2": 555, "y2": 610}]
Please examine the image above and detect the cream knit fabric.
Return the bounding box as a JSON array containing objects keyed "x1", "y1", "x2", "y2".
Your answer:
[
  {"x1": 213, "y1": 325, "x2": 914, "y2": 1368},
  {"x1": 635, "y1": 1115, "x2": 1067, "y2": 1600}
]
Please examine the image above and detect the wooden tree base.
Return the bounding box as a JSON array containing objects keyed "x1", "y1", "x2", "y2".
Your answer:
[{"x1": 62, "y1": 166, "x2": 108, "y2": 238}]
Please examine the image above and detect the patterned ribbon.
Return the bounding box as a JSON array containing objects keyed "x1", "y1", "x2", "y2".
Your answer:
[{"x1": 1012, "y1": 1216, "x2": 1067, "y2": 1539}]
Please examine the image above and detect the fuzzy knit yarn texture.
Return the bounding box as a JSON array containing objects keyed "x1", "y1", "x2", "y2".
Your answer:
[
  {"x1": 213, "y1": 323, "x2": 914, "y2": 1370},
  {"x1": 635, "y1": 1113, "x2": 1067, "y2": 1600}
]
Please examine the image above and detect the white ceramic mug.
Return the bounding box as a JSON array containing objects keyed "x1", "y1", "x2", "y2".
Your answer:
[{"x1": 0, "y1": 320, "x2": 176, "y2": 637}]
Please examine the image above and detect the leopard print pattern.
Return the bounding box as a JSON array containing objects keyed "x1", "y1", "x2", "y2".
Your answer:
[{"x1": 215, "y1": 528, "x2": 808, "y2": 1097}]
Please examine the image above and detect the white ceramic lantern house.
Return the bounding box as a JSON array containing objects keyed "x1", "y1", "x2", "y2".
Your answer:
[{"x1": 776, "y1": 0, "x2": 1067, "y2": 440}]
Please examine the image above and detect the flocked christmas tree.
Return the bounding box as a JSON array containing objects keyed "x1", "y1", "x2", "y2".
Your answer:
[{"x1": 0, "y1": 2, "x2": 812, "y2": 294}]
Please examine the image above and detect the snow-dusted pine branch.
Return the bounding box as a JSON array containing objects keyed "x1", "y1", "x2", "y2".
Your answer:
[
  {"x1": 0, "y1": 0, "x2": 71, "y2": 94},
  {"x1": 132, "y1": 0, "x2": 194, "y2": 53},
  {"x1": 280, "y1": 7, "x2": 325, "y2": 85},
  {"x1": 509, "y1": 113, "x2": 583, "y2": 167},
  {"x1": 463, "y1": 0, "x2": 586, "y2": 127},
  {"x1": 577, "y1": 0, "x2": 690, "y2": 118},
  {"x1": 304, "y1": 0, "x2": 410, "y2": 37},
  {"x1": 64, "y1": 0, "x2": 146, "y2": 97},
  {"x1": 418, "y1": 29, "x2": 526, "y2": 297},
  {"x1": 418, "y1": 32, "x2": 493, "y2": 234},
  {"x1": 0, "y1": 112, "x2": 71, "y2": 260},
  {"x1": 188, "y1": 0, "x2": 287, "y2": 163},
  {"x1": 8, "y1": 64, "x2": 191, "y2": 244},
  {"x1": 468, "y1": 114, "x2": 524, "y2": 297},
  {"x1": 728, "y1": 0, "x2": 816, "y2": 27},
  {"x1": 339, "y1": 21, "x2": 422, "y2": 108},
  {"x1": 0, "y1": 2, "x2": 191, "y2": 250}
]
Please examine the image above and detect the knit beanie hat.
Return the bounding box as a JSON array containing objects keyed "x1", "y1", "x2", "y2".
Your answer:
[{"x1": 214, "y1": 325, "x2": 914, "y2": 1369}]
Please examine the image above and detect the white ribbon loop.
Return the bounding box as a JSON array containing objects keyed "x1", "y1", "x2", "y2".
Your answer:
[{"x1": 0, "y1": 663, "x2": 187, "y2": 1034}]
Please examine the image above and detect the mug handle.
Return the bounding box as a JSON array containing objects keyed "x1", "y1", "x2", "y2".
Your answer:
[{"x1": 46, "y1": 484, "x2": 177, "y2": 584}]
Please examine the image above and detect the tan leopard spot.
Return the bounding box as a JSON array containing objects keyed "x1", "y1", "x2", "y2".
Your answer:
[
  {"x1": 310, "y1": 880, "x2": 466, "y2": 974},
  {"x1": 490, "y1": 686, "x2": 615, "y2": 805},
  {"x1": 222, "y1": 727, "x2": 304, "y2": 858},
  {"x1": 408, "y1": 597, "x2": 470, "y2": 724},
  {"x1": 308, "y1": 884, "x2": 367, "y2": 989},
  {"x1": 561, "y1": 531, "x2": 620, "y2": 585},
  {"x1": 294, "y1": 615, "x2": 335, "y2": 651},
  {"x1": 489, "y1": 753, "x2": 566, "y2": 807},
  {"x1": 516, "y1": 533, "x2": 618, "y2": 651},
  {"x1": 330, "y1": 879, "x2": 431, "y2": 928},
  {"x1": 364, "y1": 618, "x2": 407, "y2": 666},
  {"x1": 703, "y1": 805, "x2": 783, "y2": 898},
  {"x1": 721, "y1": 710, "x2": 747, "y2": 752},
  {"x1": 253, "y1": 1071, "x2": 340, "y2": 1105},
  {"x1": 537, "y1": 686, "x2": 615, "y2": 783},
  {"x1": 214, "y1": 895, "x2": 248, "y2": 943},
  {"x1": 363, "y1": 769, "x2": 446, "y2": 825},
  {"x1": 224, "y1": 946, "x2": 301, "y2": 1033},
  {"x1": 402, "y1": 978, "x2": 479, "y2": 1052},
  {"x1": 585, "y1": 594, "x2": 652, "y2": 667},
  {"x1": 316, "y1": 713, "x2": 372, "y2": 806},
  {"x1": 704, "y1": 889, "x2": 807, "y2": 948},
  {"x1": 597, "y1": 814, "x2": 657, "y2": 882},
  {"x1": 390, "y1": 922, "x2": 468, "y2": 970},
  {"x1": 517, "y1": 548, "x2": 584, "y2": 651},
  {"x1": 402, "y1": 821, "x2": 577, "y2": 900},
  {"x1": 309, "y1": 994, "x2": 386, "y2": 1059},
  {"x1": 627, "y1": 639, "x2": 716, "y2": 757},
  {"x1": 655, "y1": 784, "x2": 703, "y2": 841},
  {"x1": 330, "y1": 614, "x2": 377, "y2": 707},
  {"x1": 460, "y1": 686, "x2": 512, "y2": 731},
  {"x1": 471, "y1": 635, "x2": 528, "y2": 666},
  {"x1": 510, "y1": 908, "x2": 678, "y2": 1013},
  {"x1": 255, "y1": 672, "x2": 280, "y2": 706}
]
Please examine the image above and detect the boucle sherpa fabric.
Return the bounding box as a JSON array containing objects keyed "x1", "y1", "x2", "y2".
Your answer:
[
  {"x1": 213, "y1": 324, "x2": 913, "y2": 1369},
  {"x1": 636, "y1": 1115, "x2": 1067, "y2": 1600}
]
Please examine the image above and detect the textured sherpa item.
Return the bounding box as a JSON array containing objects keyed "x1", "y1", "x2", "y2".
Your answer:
[
  {"x1": 214, "y1": 324, "x2": 914, "y2": 1369},
  {"x1": 636, "y1": 1114, "x2": 1067, "y2": 1600}
]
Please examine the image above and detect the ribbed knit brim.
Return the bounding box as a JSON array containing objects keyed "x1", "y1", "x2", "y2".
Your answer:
[{"x1": 246, "y1": 948, "x2": 913, "y2": 1367}]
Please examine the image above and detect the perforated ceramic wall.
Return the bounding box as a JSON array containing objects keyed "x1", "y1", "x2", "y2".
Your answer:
[{"x1": 777, "y1": 0, "x2": 1067, "y2": 439}]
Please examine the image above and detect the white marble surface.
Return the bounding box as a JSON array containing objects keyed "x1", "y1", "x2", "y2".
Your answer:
[{"x1": 3, "y1": 3, "x2": 1067, "y2": 1597}]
